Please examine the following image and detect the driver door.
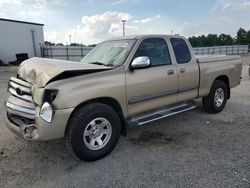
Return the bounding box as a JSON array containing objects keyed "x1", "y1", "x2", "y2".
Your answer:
[{"x1": 126, "y1": 37, "x2": 178, "y2": 117}]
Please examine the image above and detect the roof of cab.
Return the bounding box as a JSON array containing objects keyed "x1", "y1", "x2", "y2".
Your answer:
[{"x1": 106, "y1": 34, "x2": 182, "y2": 41}]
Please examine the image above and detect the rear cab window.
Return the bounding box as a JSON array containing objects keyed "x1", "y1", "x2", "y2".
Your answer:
[
  {"x1": 170, "y1": 38, "x2": 192, "y2": 64},
  {"x1": 134, "y1": 38, "x2": 172, "y2": 66}
]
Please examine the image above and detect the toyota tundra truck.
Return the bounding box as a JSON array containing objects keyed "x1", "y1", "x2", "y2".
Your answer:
[{"x1": 5, "y1": 35, "x2": 242, "y2": 161}]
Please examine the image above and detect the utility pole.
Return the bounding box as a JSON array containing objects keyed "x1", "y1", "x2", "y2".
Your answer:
[
  {"x1": 121, "y1": 20, "x2": 126, "y2": 37},
  {"x1": 69, "y1": 35, "x2": 72, "y2": 45},
  {"x1": 74, "y1": 27, "x2": 77, "y2": 43},
  {"x1": 171, "y1": 30, "x2": 173, "y2": 35}
]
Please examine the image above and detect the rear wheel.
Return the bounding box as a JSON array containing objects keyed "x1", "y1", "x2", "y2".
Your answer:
[
  {"x1": 202, "y1": 80, "x2": 228, "y2": 113},
  {"x1": 66, "y1": 103, "x2": 121, "y2": 161}
]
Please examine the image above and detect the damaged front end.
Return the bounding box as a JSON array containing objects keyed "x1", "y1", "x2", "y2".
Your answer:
[
  {"x1": 5, "y1": 57, "x2": 112, "y2": 141},
  {"x1": 5, "y1": 72, "x2": 67, "y2": 141},
  {"x1": 5, "y1": 77, "x2": 57, "y2": 140},
  {"x1": 5, "y1": 76, "x2": 74, "y2": 141},
  {"x1": 6, "y1": 77, "x2": 39, "y2": 140}
]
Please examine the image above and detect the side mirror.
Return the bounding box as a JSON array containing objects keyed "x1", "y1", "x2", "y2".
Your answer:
[{"x1": 130, "y1": 56, "x2": 151, "y2": 70}]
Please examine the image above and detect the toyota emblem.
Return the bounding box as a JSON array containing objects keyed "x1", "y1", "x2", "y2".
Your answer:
[{"x1": 16, "y1": 88, "x2": 23, "y2": 96}]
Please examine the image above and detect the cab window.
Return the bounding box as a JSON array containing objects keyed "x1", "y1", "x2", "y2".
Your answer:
[
  {"x1": 134, "y1": 38, "x2": 172, "y2": 66},
  {"x1": 170, "y1": 38, "x2": 191, "y2": 64}
]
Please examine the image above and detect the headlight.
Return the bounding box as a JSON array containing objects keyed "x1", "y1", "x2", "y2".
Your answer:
[{"x1": 40, "y1": 102, "x2": 53, "y2": 122}]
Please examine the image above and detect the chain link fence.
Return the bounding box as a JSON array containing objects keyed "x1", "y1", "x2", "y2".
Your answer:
[
  {"x1": 40, "y1": 45, "x2": 249, "y2": 62},
  {"x1": 193, "y1": 45, "x2": 249, "y2": 55},
  {"x1": 40, "y1": 45, "x2": 93, "y2": 62}
]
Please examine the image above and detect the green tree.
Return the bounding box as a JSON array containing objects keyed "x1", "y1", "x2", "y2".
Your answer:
[
  {"x1": 56, "y1": 43, "x2": 64, "y2": 46},
  {"x1": 88, "y1": 44, "x2": 97, "y2": 47},
  {"x1": 236, "y1": 28, "x2": 247, "y2": 44},
  {"x1": 188, "y1": 36, "x2": 198, "y2": 47},
  {"x1": 246, "y1": 30, "x2": 250, "y2": 45},
  {"x1": 219, "y1": 34, "x2": 234, "y2": 45},
  {"x1": 197, "y1": 35, "x2": 208, "y2": 47},
  {"x1": 207, "y1": 34, "x2": 221, "y2": 46},
  {"x1": 70, "y1": 43, "x2": 80, "y2": 46},
  {"x1": 44, "y1": 41, "x2": 55, "y2": 46}
]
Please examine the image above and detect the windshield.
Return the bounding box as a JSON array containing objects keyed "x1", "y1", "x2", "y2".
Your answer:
[{"x1": 81, "y1": 39, "x2": 136, "y2": 67}]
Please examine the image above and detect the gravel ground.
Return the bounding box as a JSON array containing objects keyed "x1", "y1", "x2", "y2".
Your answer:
[{"x1": 0, "y1": 58, "x2": 250, "y2": 188}]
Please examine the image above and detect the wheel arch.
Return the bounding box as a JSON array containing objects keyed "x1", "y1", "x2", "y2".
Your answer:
[{"x1": 65, "y1": 97, "x2": 127, "y2": 137}]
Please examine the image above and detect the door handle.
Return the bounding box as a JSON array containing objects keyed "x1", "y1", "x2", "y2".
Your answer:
[
  {"x1": 167, "y1": 70, "x2": 174, "y2": 75},
  {"x1": 180, "y1": 68, "x2": 186, "y2": 73}
]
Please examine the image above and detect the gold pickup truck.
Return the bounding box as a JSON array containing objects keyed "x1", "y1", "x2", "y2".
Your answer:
[{"x1": 5, "y1": 35, "x2": 242, "y2": 161}]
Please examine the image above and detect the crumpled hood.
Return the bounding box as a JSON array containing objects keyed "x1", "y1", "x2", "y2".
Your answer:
[{"x1": 18, "y1": 57, "x2": 112, "y2": 87}]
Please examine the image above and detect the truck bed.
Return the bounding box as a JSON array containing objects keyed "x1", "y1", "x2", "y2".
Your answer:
[
  {"x1": 196, "y1": 55, "x2": 242, "y2": 98},
  {"x1": 196, "y1": 54, "x2": 240, "y2": 63}
]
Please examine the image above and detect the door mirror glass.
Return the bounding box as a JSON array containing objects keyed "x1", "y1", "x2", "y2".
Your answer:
[{"x1": 130, "y1": 56, "x2": 151, "y2": 70}]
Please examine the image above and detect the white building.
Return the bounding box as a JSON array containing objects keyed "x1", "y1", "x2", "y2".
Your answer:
[{"x1": 0, "y1": 18, "x2": 44, "y2": 63}]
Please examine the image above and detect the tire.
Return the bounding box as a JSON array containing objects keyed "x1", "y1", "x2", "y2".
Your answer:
[
  {"x1": 66, "y1": 103, "x2": 121, "y2": 161},
  {"x1": 202, "y1": 80, "x2": 228, "y2": 114}
]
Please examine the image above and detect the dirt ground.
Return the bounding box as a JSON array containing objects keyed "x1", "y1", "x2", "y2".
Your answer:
[{"x1": 0, "y1": 57, "x2": 249, "y2": 188}]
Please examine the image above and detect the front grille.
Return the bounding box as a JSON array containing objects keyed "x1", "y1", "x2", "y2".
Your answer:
[
  {"x1": 8, "y1": 77, "x2": 33, "y2": 102},
  {"x1": 6, "y1": 77, "x2": 36, "y2": 121}
]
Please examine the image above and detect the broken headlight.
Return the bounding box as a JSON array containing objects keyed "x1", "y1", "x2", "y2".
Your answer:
[
  {"x1": 39, "y1": 89, "x2": 58, "y2": 123},
  {"x1": 33, "y1": 88, "x2": 58, "y2": 106},
  {"x1": 40, "y1": 102, "x2": 53, "y2": 122}
]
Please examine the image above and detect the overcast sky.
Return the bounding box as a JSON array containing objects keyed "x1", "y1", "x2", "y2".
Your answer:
[{"x1": 0, "y1": 0, "x2": 250, "y2": 44}]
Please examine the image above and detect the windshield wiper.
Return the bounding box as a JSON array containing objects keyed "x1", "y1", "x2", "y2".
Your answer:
[{"x1": 89, "y1": 62, "x2": 113, "y2": 67}]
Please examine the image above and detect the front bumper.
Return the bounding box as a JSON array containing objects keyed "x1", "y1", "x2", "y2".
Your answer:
[{"x1": 5, "y1": 105, "x2": 74, "y2": 141}]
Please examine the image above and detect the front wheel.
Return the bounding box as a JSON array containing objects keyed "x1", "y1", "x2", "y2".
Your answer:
[
  {"x1": 202, "y1": 80, "x2": 228, "y2": 113},
  {"x1": 66, "y1": 103, "x2": 121, "y2": 161}
]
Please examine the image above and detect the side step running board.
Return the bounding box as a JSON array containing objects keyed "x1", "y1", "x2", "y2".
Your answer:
[{"x1": 127, "y1": 101, "x2": 196, "y2": 127}]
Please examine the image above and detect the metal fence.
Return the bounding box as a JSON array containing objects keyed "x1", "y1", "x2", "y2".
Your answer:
[
  {"x1": 193, "y1": 45, "x2": 249, "y2": 55},
  {"x1": 40, "y1": 45, "x2": 93, "y2": 62},
  {"x1": 40, "y1": 45, "x2": 249, "y2": 62}
]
